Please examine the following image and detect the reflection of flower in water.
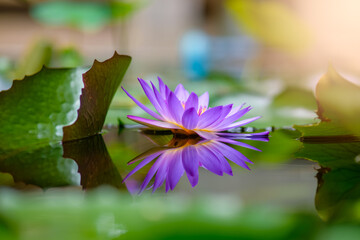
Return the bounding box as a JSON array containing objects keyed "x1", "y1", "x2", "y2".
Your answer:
[
  {"x1": 123, "y1": 131, "x2": 269, "y2": 193},
  {"x1": 122, "y1": 78, "x2": 261, "y2": 139}
]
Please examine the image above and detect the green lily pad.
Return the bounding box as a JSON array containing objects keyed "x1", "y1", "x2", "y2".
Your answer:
[
  {"x1": 0, "y1": 67, "x2": 84, "y2": 156},
  {"x1": 0, "y1": 52, "x2": 131, "y2": 154}
]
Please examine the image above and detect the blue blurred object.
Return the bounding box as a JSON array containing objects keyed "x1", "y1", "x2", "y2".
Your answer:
[
  {"x1": 0, "y1": 57, "x2": 12, "y2": 91},
  {"x1": 0, "y1": 76, "x2": 12, "y2": 91},
  {"x1": 180, "y1": 30, "x2": 210, "y2": 80},
  {"x1": 180, "y1": 30, "x2": 257, "y2": 80}
]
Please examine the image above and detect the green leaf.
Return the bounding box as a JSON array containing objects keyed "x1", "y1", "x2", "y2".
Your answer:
[
  {"x1": 0, "y1": 52, "x2": 131, "y2": 153},
  {"x1": 63, "y1": 53, "x2": 131, "y2": 141},
  {"x1": 0, "y1": 67, "x2": 84, "y2": 155}
]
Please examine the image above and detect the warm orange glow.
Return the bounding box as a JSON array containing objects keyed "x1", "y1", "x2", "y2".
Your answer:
[{"x1": 294, "y1": 0, "x2": 360, "y2": 71}]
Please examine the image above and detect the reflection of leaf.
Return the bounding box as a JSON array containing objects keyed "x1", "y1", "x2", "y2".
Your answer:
[
  {"x1": 63, "y1": 134, "x2": 124, "y2": 190},
  {"x1": 296, "y1": 138, "x2": 360, "y2": 221},
  {"x1": 63, "y1": 53, "x2": 131, "y2": 141},
  {"x1": 226, "y1": 0, "x2": 311, "y2": 53},
  {"x1": 0, "y1": 143, "x2": 79, "y2": 188},
  {"x1": 315, "y1": 167, "x2": 360, "y2": 222},
  {"x1": 315, "y1": 66, "x2": 360, "y2": 135}
]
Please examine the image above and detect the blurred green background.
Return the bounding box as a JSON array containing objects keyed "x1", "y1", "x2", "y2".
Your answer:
[{"x1": 1, "y1": 0, "x2": 360, "y2": 239}]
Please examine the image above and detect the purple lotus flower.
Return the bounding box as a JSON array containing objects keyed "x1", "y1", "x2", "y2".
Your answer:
[
  {"x1": 123, "y1": 131, "x2": 269, "y2": 193},
  {"x1": 122, "y1": 78, "x2": 261, "y2": 139}
]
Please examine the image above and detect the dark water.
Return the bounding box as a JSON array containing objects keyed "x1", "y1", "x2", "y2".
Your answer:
[
  {"x1": 103, "y1": 128, "x2": 317, "y2": 206},
  {"x1": 0, "y1": 128, "x2": 317, "y2": 204}
]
